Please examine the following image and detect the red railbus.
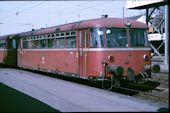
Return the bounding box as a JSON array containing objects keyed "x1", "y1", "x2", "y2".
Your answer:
[{"x1": 0, "y1": 18, "x2": 160, "y2": 89}]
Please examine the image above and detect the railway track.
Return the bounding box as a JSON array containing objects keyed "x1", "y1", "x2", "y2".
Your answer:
[
  {"x1": 110, "y1": 72, "x2": 169, "y2": 105},
  {"x1": 150, "y1": 73, "x2": 169, "y2": 87},
  {"x1": 112, "y1": 83, "x2": 169, "y2": 105},
  {"x1": 68, "y1": 72, "x2": 169, "y2": 105}
]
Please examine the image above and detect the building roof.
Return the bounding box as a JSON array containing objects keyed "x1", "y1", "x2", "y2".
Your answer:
[
  {"x1": 126, "y1": 0, "x2": 168, "y2": 9},
  {"x1": 126, "y1": 15, "x2": 143, "y2": 21}
]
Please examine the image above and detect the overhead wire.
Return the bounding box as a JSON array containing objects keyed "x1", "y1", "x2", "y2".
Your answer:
[
  {"x1": 1, "y1": 1, "x2": 143, "y2": 33},
  {"x1": 57, "y1": 1, "x2": 124, "y2": 23},
  {"x1": 17, "y1": 1, "x2": 47, "y2": 16},
  {"x1": 0, "y1": 2, "x2": 26, "y2": 19},
  {"x1": 1, "y1": 1, "x2": 123, "y2": 27},
  {"x1": 17, "y1": 1, "x2": 89, "y2": 26},
  {"x1": 0, "y1": 1, "x2": 47, "y2": 20},
  {"x1": 31, "y1": 1, "x2": 112, "y2": 25},
  {"x1": 29, "y1": 1, "x2": 127, "y2": 29}
]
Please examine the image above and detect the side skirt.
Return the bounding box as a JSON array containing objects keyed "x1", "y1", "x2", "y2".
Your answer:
[{"x1": 18, "y1": 65, "x2": 87, "y2": 79}]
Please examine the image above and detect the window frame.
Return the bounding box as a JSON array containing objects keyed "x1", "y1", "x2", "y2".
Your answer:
[
  {"x1": 128, "y1": 28, "x2": 148, "y2": 48},
  {"x1": 21, "y1": 30, "x2": 77, "y2": 49},
  {"x1": 90, "y1": 27, "x2": 105, "y2": 48},
  {"x1": 105, "y1": 27, "x2": 128, "y2": 48},
  {"x1": 0, "y1": 39, "x2": 6, "y2": 49}
]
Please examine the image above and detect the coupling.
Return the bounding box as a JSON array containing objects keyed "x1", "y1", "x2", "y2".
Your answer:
[
  {"x1": 107, "y1": 66, "x2": 124, "y2": 76},
  {"x1": 143, "y1": 64, "x2": 160, "y2": 73}
]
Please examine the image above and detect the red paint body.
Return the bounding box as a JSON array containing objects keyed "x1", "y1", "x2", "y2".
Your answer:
[
  {"x1": 87, "y1": 50, "x2": 151, "y2": 77},
  {"x1": 18, "y1": 50, "x2": 79, "y2": 74},
  {"x1": 0, "y1": 18, "x2": 152, "y2": 82},
  {"x1": 16, "y1": 49, "x2": 150, "y2": 78}
]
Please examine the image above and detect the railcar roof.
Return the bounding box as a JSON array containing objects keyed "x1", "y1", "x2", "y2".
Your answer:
[{"x1": 0, "y1": 18, "x2": 147, "y2": 39}]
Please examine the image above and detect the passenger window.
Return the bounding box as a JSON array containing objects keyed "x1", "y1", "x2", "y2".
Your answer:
[
  {"x1": 66, "y1": 32, "x2": 70, "y2": 36},
  {"x1": 12, "y1": 39, "x2": 16, "y2": 49},
  {"x1": 56, "y1": 38, "x2": 64, "y2": 48},
  {"x1": 48, "y1": 39, "x2": 55, "y2": 48},
  {"x1": 65, "y1": 36, "x2": 76, "y2": 48},
  {"x1": 28, "y1": 40, "x2": 33, "y2": 48},
  {"x1": 7, "y1": 38, "x2": 13, "y2": 49},
  {"x1": 61, "y1": 32, "x2": 65, "y2": 37},
  {"x1": 56, "y1": 33, "x2": 59, "y2": 37},
  {"x1": 129, "y1": 29, "x2": 147, "y2": 47},
  {"x1": 40, "y1": 39, "x2": 47, "y2": 48},
  {"x1": 71, "y1": 31, "x2": 76, "y2": 36},
  {"x1": 33, "y1": 40, "x2": 39, "y2": 48},
  {"x1": 23, "y1": 41, "x2": 28, "y2": 48},
  {"x1": 0, "y1": 40, "x2": 6, "y2": 49},
  {"x1": 90, "y1": 28, "x2": 105, "y2": 48},
  {"x1": 23, "y1": 37, "x2": 28, "y2": 49},
  {"x1": 106, "y1": 28, "x2": 127, "y2": 48}
]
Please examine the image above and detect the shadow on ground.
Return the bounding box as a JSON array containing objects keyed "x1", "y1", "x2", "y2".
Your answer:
[{"x1": 0, "y1": 83, "x2": 60, "y2": 112}]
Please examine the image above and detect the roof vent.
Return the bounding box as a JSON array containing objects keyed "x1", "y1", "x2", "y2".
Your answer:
[{"x1": 102, "y1": 15, "x2": 108, "y2": 18}]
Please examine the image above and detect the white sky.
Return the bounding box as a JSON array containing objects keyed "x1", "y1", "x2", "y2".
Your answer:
[{"x1": 0, "y1": 1, "x2": 145, "y2": 36}]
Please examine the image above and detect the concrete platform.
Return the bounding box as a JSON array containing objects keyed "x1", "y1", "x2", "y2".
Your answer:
[{"x1": 0, "y1": 68, "x2": 168, "y2": 112}]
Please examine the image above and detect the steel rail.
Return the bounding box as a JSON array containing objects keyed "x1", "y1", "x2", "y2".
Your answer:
[{"x1": 113, "y1": 85, "x2": 168, "y2": 100}]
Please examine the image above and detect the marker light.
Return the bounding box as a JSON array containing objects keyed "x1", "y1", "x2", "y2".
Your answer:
[
  {"x1": 143, "y1": 54, "x2": 149, "y2": 61},
  {"x1": 108, "y1": 55, "x2": 114, "y2": 62}
]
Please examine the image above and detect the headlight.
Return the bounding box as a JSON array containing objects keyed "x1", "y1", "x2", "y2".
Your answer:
[
  {"x1": 108, "y1": 55, "x2": 114, "y2": 62},
  {"x1": 143, "y1": 54, "x2": 149, "y2": 61}
]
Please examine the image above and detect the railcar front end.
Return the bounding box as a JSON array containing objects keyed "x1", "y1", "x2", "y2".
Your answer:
[{"x1": 87, "y1": 27, "x2": 160, "y2": 86}]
